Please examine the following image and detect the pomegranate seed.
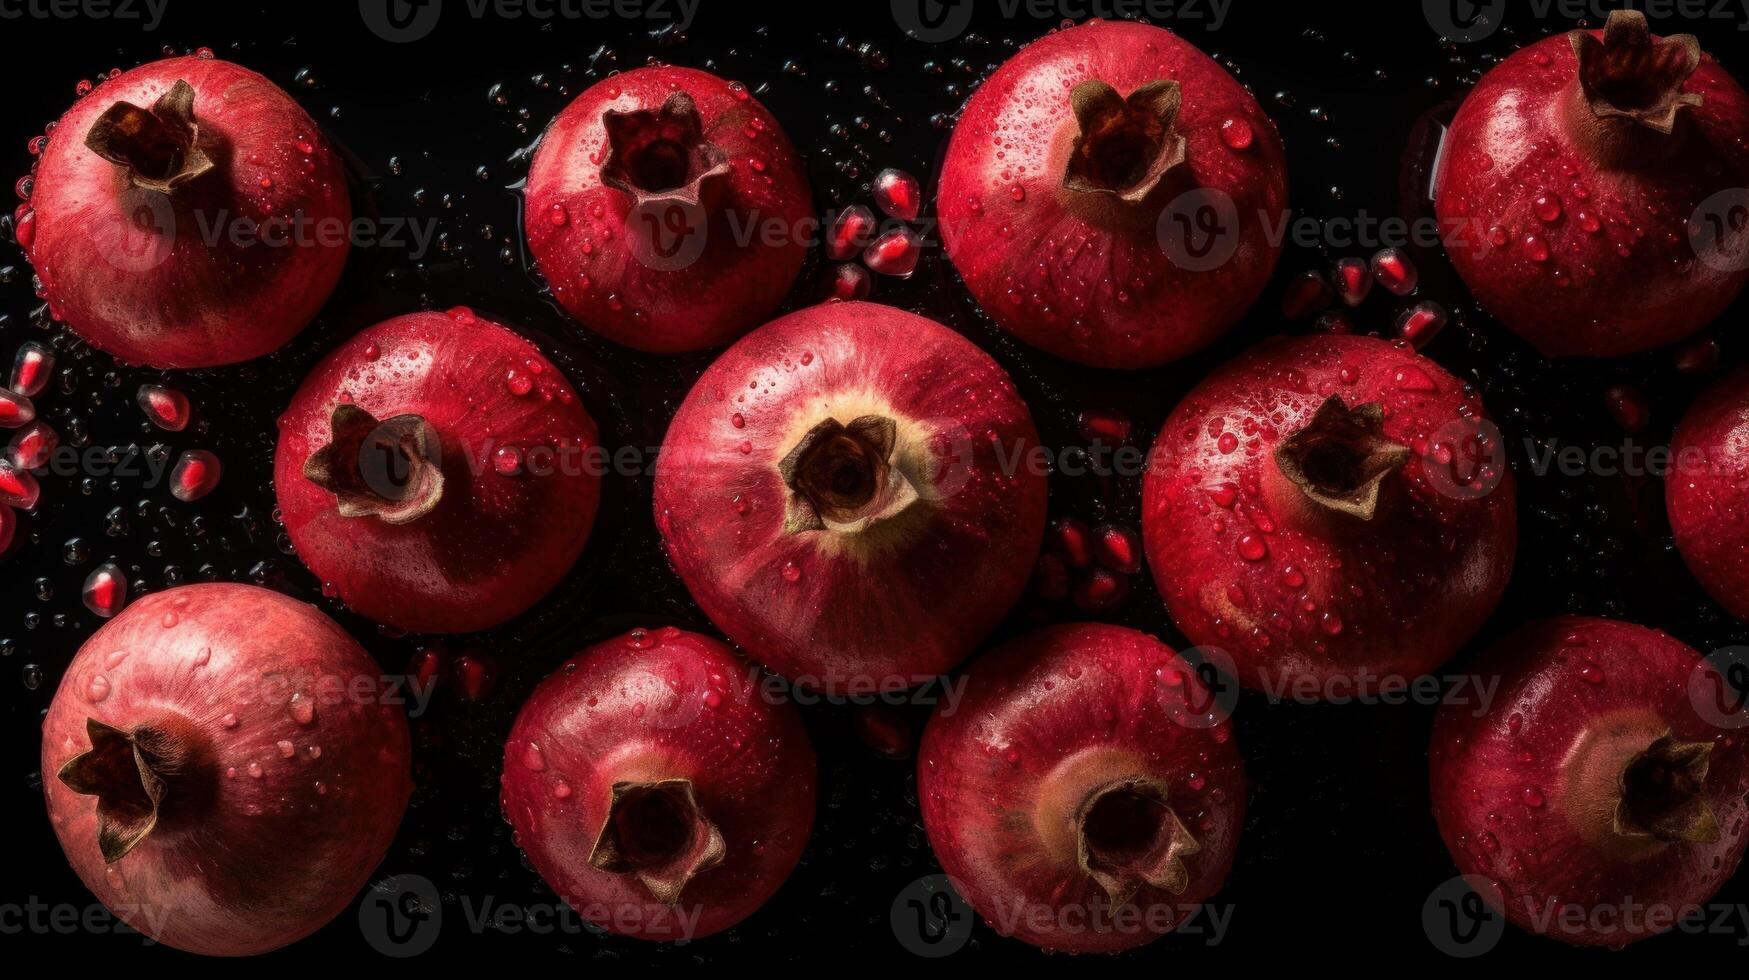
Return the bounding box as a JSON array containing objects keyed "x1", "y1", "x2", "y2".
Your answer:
[
  {"x1": 1395, "y1": 301, "x2": 1448, "y2": 348},
  {"x1": 1674, "y1": 337, "x2": 1721, "y2": 374},
  {"x1": 1072, "y1": 567, "x2": 1130, "y2": 611},
  {"x1": 872, "y1": 167, "x2": 922, "y2": 221},
  {"x1": 170, "y1": 449, "x2": 222, "y2": 502},
  {"x1": 1048, "y1": 517, "x2": 1094, "y2": 568},
  {"x1": 453, "y1": 653, "x2": 498, "y2": 702},
  {"x1": 0, "y1": 505, "x2": 13, "y2": 554},
  {"x1": 862, "y1": 227, "x2": 922, "y2": 277},
  {"x1": 9, "y1": 420, "x2": 57, "y2": 469},
  {"x1": 1033, "y1": 553, "x2": 1071, "y2": 601},
  {"x1": 408, "y1": 648, "x2": 447, "y2": 696},
  {"x1": 1077, "y1": 407, "x2": 1132, "y2": 444},
  {"x1": 0, "y1": 387, "x2": 34, "y2": 429},
  {"x1": 137, "y1": 384, "x2": 191, "y2": 431},
  {"x1": 852, "y1": 704, "x2": 914, "y2": 758},
  {"x1": 10, "y1": 341, "x2": 52, "y2": 397},
  {"x1": 1604, "y1": 385, "x2": 1650, "y2": 433},
  {"x1": 826, "y1": 204, "x2": 877, "y2": 260},
  {"x1": 1334, "y1": 257, "x2": 1371, "y2": 306},
  {"x1": 825, "y1": 262, "x2": 872, "y2": 302},
  {"x1": 1093, "y1": 524, "x2": 1142, "y2": 574},
  {"x1": 82, "y1": 562, "x2": 128, "y2": 617},
  {"x1": 1370, "y1": 248, "x2": 1418, "y2": 295},
  {"x1": 1281, "y1": 269, "x2": 1333, "y2": 320},
  {"x1": 0, "y1": 458, "x2": 40, "y2": 509}
]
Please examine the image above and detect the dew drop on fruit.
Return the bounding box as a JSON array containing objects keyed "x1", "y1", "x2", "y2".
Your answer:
[
  {"x1": 781, "y1": 561, "x2": 802, "y2": 582},
  {"x1": 10, "y1": 341, "x2": 52, "y2": 397},
  {"x1": 85, "y1": 673, "x2": 110, "y2": 702},
  {"x1": 1522, "y1": 234, "x2": 1551, "y2": 263},
  {"x1": 289, "y1": 691, "x2": 317, "y2": 726},
  {"x1": 1532, "y1": 192, "x2": 1563, "y2": 223},
  {"x1": 136, "y1": 384, "x2": 191, "y2": 432},
  {"x1": 170, "y1": 449, "x2": 221, "y2": 502},
  {"x1": 1391, "y1": 365, "x2": 1438, "y2": 392},
  {"x1": 277, "y1": 739, "x2": 296, "y2": 758},
  {"x1": 82, "y1": 562, "x2": 127, "y2": 617},
  {"x1": 522, "y1": 742, "x2": 547, "y2": 771},
  {"x1": 1236, "y1": 534, "x2": 1268, "y2": 561},
  {"x1": 1521, "y1": 786, "x2": 1545, "y2": 808},
  {"x1": 1219, "y1": 117, "x2": 1253, "y2": 150},
  {"x1": 872, "y1": 168, "x2": 922, "y2": 221}
]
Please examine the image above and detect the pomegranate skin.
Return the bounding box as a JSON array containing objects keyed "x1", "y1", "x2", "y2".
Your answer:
[
  {"x1": 1434, "y1": 13, "x2": 1749, "y2": 357},
  {"x1": 652, "y1": 302, "x2": 1047, "y2": 694},
  {"x1": 917, "y1": 623, "x2": 1244, "y2": 953},
  {"x1": 275, "y1": 309, "x2": 600, "y2": 634},
  {"x1": 1669, "y1": 367, "x2": 1749, "y2": 619},
  {"x1": 938, "y1": 19, "x2": 1287, "y2": 369},
  {"x1": 500, "y1": 627, "x2": 816, "y2": 940},
  {"x1": 1142, "y1": 335, "x2": 1516, "y2": 693},
  {"x1": 1430, "y1": 617, "x2": 1749, "y2": 946},
  {"x1": 24, "y1": 56, "x2": 350, "y2": 369},
  {"x1": 525, "y1": 65, "x2": 812, "y2": 353},
  {"x1": 41, "y1": 584, "x2": 412, "y2": 957}
]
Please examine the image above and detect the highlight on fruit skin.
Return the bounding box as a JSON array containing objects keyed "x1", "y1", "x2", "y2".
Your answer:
[
  {"x1": 1430, "y1": 616, "x2": 1749, "y2": 947},
  {"x1": 917, "y1": 623, "x2": 1244, "y2": 953},
  {"x1": 1434, "y1": 9, "x2": 1749, "y2": 357},
  {"x1": 500, "y1": 627, "x2": 817, "y2": 940},
  {"x1": 40, "y1": 583, "x2": 413, "y2": 957},
  {"x1": 1668, "y1": 366, "x2": 1749, "y2": 621},
  {"x1": 652, "y1": 301, "x2": 1048, "y2": 695},
  {"x1": 938, "y1": 18, "x2": 1289, "y2": 369},
  {"x1": 21, "y1": 54, "x2": 351, "y2": 369}
]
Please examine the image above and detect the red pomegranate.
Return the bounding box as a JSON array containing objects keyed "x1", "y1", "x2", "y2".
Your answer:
[
  {"x1": 1435, "y1": 10, "x2": 1749, "y2": 357},
  {"x1": 1430, "y1": 616, "x2": 1749, "y2": 946},
  {"x1": 525, "y1": 65, "x2": 812, "y2": 353},
  {"x1": 1142, "y1": 335, "x2": 1516, "y2": 694},
  {"x1": 500, "y1": 627, "x2": 816, "y2": 940},
  {"x1": 918, "y1": 623, "x2": 1244, "y2": 953},
  {"x1": 41, "y1": 584, "x2": 412, "y2": 956},
  {"x1": 275, "y1": 309, "x2": 600, "y2": 634},
  {"x1": 1669, "y1": 367, "x2": 1749, "y2": 619},
  {"x1": 938, "y1": 19, "x2": 1288, "y2": 369},
  {"x1": 652, "y1": 301, "x2": 1047, "y2": 694},
  {"x1": 23, "y1": 54, "x2": 350, "y2": 369}
]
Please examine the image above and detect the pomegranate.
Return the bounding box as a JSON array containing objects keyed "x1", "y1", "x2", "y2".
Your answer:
[
  {"x1": 41, "y1": 583, "x2": 412, "y2": 956},
  {"x1": 917, "y1": 623, "x2": 1243, "y2": 953},
  {"x1": 501, "y1": 627, "x2": 815, "y2": 940},
  {"x1": 274, "y1": 308, "x2": 599, "y2": 634},
  {"x1": 652, "y1": 301, "x2": 1047, "y2": 694},
  {"x1": 1430, "y1": 616, "x2": 1749, "y2": 946},
  {"x1": 1142, "y1": 335, "x2": 1516, "y2": 694},
  {"x1": 23, "y1": 55, "x2": 350, "y2": 369},
  {"x1": 1434, "y1": 10, "x2": 1749, "y2": 357},
  {"x1": 938, "y1": 19, "x2": 1287, "y2": 369},
  {"x1": 525, "y1": 65, "x2": 812, "y2": 353},
  {"x1": 1668, "y1": 367, "x2": 1749, "y2": 619}
]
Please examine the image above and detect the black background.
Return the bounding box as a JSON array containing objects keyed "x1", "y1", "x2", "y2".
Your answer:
[{"x1": 5, "y1": 0, "x2": 1749, "y2": 965}]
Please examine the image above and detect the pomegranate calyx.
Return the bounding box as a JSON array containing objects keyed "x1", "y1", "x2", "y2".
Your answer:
[
  {"x1": 1613, "y1": 734, "x2": 1722, "y2": 844},
  {"x1": 1063, "y1": 78, "x2": 1187, "y2": 206},
  {"x1": 1273, "y1": 396, "x2": 1411, "y2": 522},
  {"x1": 1569, "y1": 10, "x2": 1703, "y2": 138},
  {"x1": 303, "y1": 404, "x2": 445, "y2": 526},
  {"x1": 778, "y1": 415, "x2": 921, "y2": 534},
  {"x1": 1075, "y1": 777, "x2": 1202, "y2": 905},
  {"x1": 600, "y1": 91, "x2": 733, "y2": 211},
  {"x1": 83, "y1": 79, "x2": 215, "y2": 194},
  {"x1": 587, "y1": 778, "x2": 727, "y2": 906},
  {"x1": 57, "y1": 717, "x2": 173, "y2": 863}
]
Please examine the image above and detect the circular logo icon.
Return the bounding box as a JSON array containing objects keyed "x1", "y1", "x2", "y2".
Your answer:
[
  {"x1": 1421, "y1": 416, "x2": 1507, "y2": 502},
  {"x1": 1423, "y1": 874, "x2": 1505, "y2": 957},
  {"x1": 624, "y1": 196, "x2": 711, "y2": 272},
  {"x1": 1688, "y1": 188, "x2": 1749, "y2": 274},
  {"x1": 1156, "y1": 187, "x2": 1241, "y2": 273},
  {"x1": 1690, "y1": 646, "x2": 1749, "y2": 731},
  {"x1": 891, "y1": 874, "x2": 974, "y2": 957},
  {"x1": 360, "y1": 0, "x2": 443, "y2": 43},
  {"x1": 1173, "y1": 645, "x2": 1241, "y2": 729},
  {"x1": 359, "y1": 873, "x2": 441, "y2": 957},
  {"x1": 96, "y1": 188, "x2": 176, "y2": 273},
  {"x1": 357, "y1": 420, "x2": 443, "y2": 503},
  {"x1": 920, "y1": 417, "x2": 978, "y2": 503},
  {"x1": 891, "y1": 0, "x2": 975, "y2": 43},
  {"x1": 1423, "y1": 0, "x2": 1506, "y2": 43}
]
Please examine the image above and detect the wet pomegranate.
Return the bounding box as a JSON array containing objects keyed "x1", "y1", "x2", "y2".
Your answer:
[
  {"x1": 1142, "y1": 335, "x2": 1516, "y2": 694},
  {"x1": 1668, "y1": 367, "x2": 1749, "y2": 619},
  {"x1": 275, "y1": 309, "x2": 600, "y2": 634},
  {"x1": 652, "y1": 301, "x2": 1047, "y2": 694},
  {"x1": 938, "y1": 19, "x2": 1287, "y2": 368},
  {"x1": 1435, "y1": 10, "x2": 1749, "y2": 356},
  {"x1": 23, "y1": 55, "x2": 350, "y2": 368},
  {"x1": 1430, "y1": 616, "x2": 1748, "y2": 946},
  {"x1": 525, "y1": 65, "x2": 812, "y2": 353},
  {"x1": 501, "y1": 627, "x2": 816, "y2": 940},
  {"x1": 918, "y1": 623, "x2": 1243, "y2": 953},
  {"x1": 41, "y1": 584, "x2": 412, "y2": 956}
]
